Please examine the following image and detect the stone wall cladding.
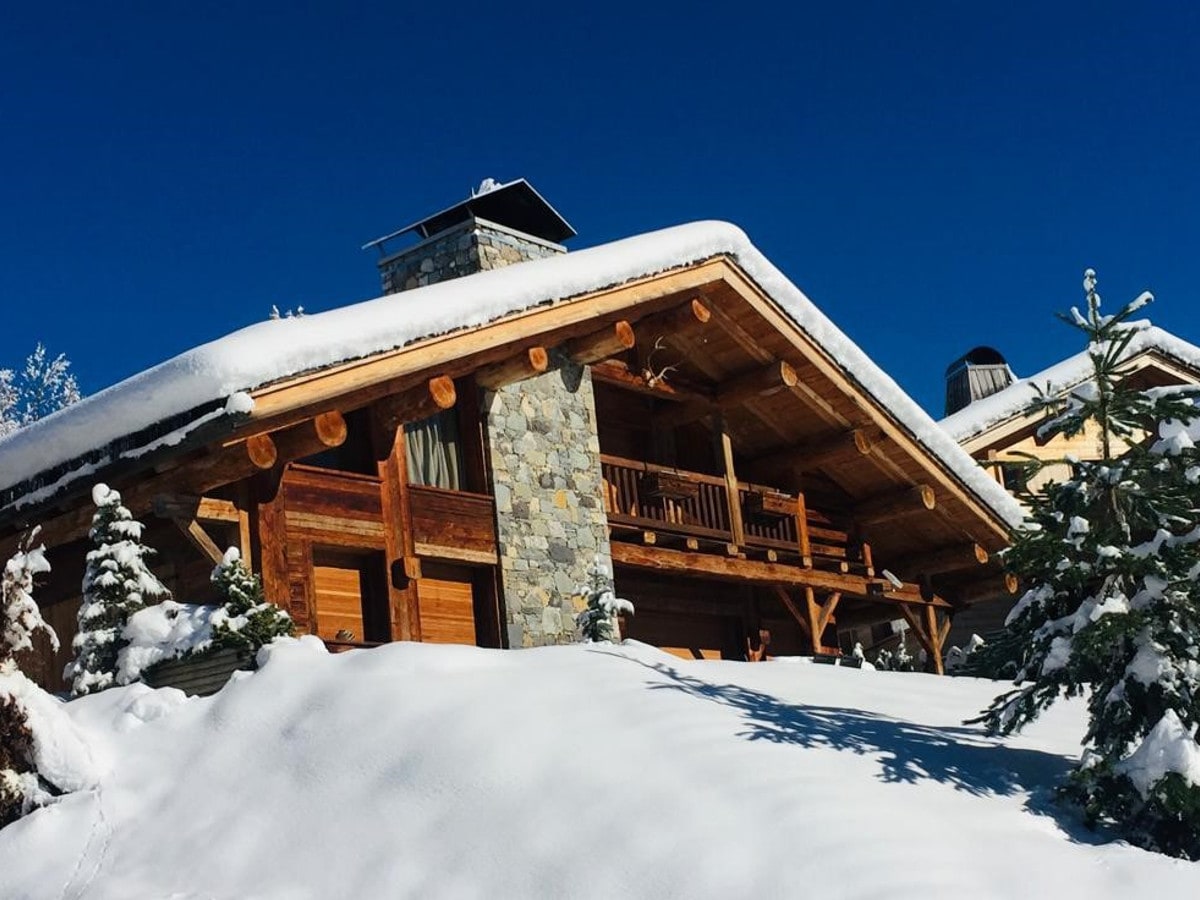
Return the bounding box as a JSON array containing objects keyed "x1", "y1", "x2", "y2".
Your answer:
[
  {"x1": 485, "y1": 354, "x2": 612, "y2": 648},
  {"x1": 379, "y1": 219, "x2": 564, "y2": 294}
]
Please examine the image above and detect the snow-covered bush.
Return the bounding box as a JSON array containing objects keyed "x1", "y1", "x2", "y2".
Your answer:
[
  {"x1": 575, "y1": 561, "x2": 633, "y2": 643},
  {"x1": 2, "y1": 529, "x2": 57, "y2": 664},
  {"x1": 872, "y1": 637, "x2": 917, "y2": 673},
  {"x1": 0, "y1": 343, "x2": 81, "y2": 439},
  {"x1": 209, "y1": 548, "x2": 293, "y2": 652},
  {"x1": 115, "y1": 549, "x2": 292, "y2": 685},
  {"x1": 945, "y1": 634, "x2": 986, "y2": 674},
  {"x1": 66, "y1": 484, "x2": 170, "y2": 697},
  {"x1": 974, "y1": 271, "x2": 1200, "y2": 858}
]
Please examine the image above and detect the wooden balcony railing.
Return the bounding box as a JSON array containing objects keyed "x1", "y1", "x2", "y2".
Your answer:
[{"x1": 600, "y1": 453, "x2": 871, "y2": 575}]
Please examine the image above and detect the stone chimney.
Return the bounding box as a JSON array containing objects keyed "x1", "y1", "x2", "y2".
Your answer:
[
  {"x1": 364, "y1": 178, "x2": 575, "y2": 294},
  {"x1": 944, "y1": 346, "x2": 1015, "y2": 416}
]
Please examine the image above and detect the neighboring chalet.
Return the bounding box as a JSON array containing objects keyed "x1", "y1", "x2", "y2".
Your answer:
[
  {"x1": 0, "y1": 180, "x2": 1023, "y2": 688},
  {"x1": 940, "y1": 327, "x2": 1200, "y2": 640}
]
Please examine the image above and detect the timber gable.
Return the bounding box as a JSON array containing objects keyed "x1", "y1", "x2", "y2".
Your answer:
[{"x1": 2, "y1": 182, "x2": 1024, "y2": 686}]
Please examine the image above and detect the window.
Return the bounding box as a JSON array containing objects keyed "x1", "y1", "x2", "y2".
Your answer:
[{"x1": 404, "y1": 408, "x2": 463, "y2": 489}]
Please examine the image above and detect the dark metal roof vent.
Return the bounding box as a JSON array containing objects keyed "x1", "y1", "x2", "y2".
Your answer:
[
  {"x1": 364, "y1": 178, "x2": 576, "y2": 253},
  {"x1": 944, "y1": 346, "x2": 1015, "y2": 416}
]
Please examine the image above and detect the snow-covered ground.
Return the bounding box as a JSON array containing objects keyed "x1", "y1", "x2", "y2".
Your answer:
[{"x1": 2, "y1": 638, "x2": 1197, "y2": 899}]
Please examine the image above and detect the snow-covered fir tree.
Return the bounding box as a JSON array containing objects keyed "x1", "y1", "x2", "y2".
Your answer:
[
  {"x1": 1, "y1": 529, "x2": 57, "y2": 664},
  {"x1": 975, "y1": 270, "x2": 1200, "y2": 859},
  {"x1": 1, "y1": 529, "x2": 63, "y2": 827},
  {"x1": 0, "y1": 344, "x2": 81, "y2": 438},
  {"x1": 65, "y1": 484, "x2": 169, "y2": 697},
  {"x1": 576, "y1": 560, "x2": 633, "y2": 643},
  {"x1": 210, "y1": 548, "x2": 293, "y2": 652}
]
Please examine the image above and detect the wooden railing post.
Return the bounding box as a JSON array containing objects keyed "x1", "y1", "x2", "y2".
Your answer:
[{"x1": 716, "y1": 416, "x2": 746, "y2": 547}]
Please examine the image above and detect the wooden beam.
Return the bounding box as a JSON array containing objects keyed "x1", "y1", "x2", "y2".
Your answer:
[
  {"x1": 610, "y1": 541, "x2": 951, "y2": 607},
  {"x1": 269, "y1": 411, "x2": 348, "y2": 464},
  {"x1": 172, "y1": 517, "x2": 225, "y2": 566},
  {"x1": 774, "y1": 587, "x2": 810, "y2": 638},
  {"x1": 376, "y1": 376, "x2": 457, "y2": 430},
  {"x1": 803, "y1": 587, "x2": 821, "y2": 653},
  {"x1": 565, "y1": 321, "x2": 636, "y2": 366},
  {"x1": 152, "y1": 494, "x2": 240, "y2": 523},
  {"x1": 635, "y1": 297, "x2": 711, "y2": 336},
  {"x1": 752, "y1": 428, "x2": 875, "y2": 474},
  {"x1": 475, "y1": 346, "x2": 549, "y2": 390},
  {"x1": 659, "y1": 359, "x2": 799, "y2": 427},
  {"x1": 795, "y1": 492, "x2": 812, "y2": 566},
  {"x1": 855, "y1": 484, "x2": 936, "y2": 526},
  {"x1": 904, "y1": 542, "x2": 989, "y2": 578},
  {"x1": 952, "y1": 572, "x2": 1019, "y2": 606},
  {"x1": 590, "y1": 360, "x2": 712, "y2": 401},
  {"x1": 816, "y1": 591, "x2": 841, "y2": 635}
]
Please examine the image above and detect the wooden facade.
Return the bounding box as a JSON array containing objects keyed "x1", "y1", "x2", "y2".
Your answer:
[{"x1": 4, "y1": 251, "x2": 1019, "y2": 687}]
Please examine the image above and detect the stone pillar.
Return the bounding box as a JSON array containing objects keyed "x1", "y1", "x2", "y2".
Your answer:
[{"x1": 484, "y1": 353, "x2": 612, "y2": 648}]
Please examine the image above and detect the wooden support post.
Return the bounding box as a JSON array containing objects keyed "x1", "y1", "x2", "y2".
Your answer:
[
  {"x1": 475, "y1": 346, "x2": 550, "y2": 390},
  {"x1": 565, "y1": 321, "x2": 636, "y2": 365},
  {"x1": 252, "y1": 471, "x2": 290, "y2": 617},
  {"x1": 716, "y1": 416, "x2": 746, "y2": 546},
  {"x1": 795, "y1": 492, "x2": 812, "y2": 567},
  {"x1": 906, "y1": 542, "x2": 989, "y2": 578},
  {"x1": 897, "y1": 603, "x2": 946, "y2": 675},
  {"x1": 856, "y1": 484, "x2": 937, "y2": 526},
  {"x1": 377, "y1": 375, "x2": 457, "y2": 430},
  {"x1": 803, "y1": 587, "x2": 822, "y2": 653},
  {"x1": 373, "y1": 403, "x2": 421, "y2": 642}
]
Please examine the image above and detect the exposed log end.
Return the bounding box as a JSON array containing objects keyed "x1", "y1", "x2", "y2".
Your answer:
[
  {"x1": 429, "y1": 375, "x2": 457, "y2": 410},
  {"x1": 1004, "y1": 572, "x2": 1019, "y2": 594},
  {"x1": 476, "y1": 346, "x2": 550, "y2": 390},
  {"x1": 566, "y1": 321, "x2": 636, "y2": 366},
  {"x1": 246, "y1": 433, "x2": 277, "y2": 470},
  {"x1": 313, "y1": 410, "x2": 348, "y2": 448},
  {"x1": 851, "y1": 428, "x2": 874, "y2": 455},
  {"x1": 687, "y1": 297, "x2": 711, "y2": 325},
  {"x1": 916, "y1": 484, "x2": 937, "y2": 510}
]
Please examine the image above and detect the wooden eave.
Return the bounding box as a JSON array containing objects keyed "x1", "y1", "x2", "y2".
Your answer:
[
  {"x1": 960, "y1": 352, "x2": 1200, "y2": 458},
  {"x1": 2, "y1": 253, "x2": 1016, "y2": 596}
]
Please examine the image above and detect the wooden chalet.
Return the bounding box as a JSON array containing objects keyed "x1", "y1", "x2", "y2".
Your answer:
[
  {"x1": 1, "y1": 180, "x2": 1023, "y2": 689},
  {"x1": 940, "y1": 327, "x2": 1200, "y2": 641},
  {"x1": 942, "y1": 332, "x2": 1200, "y2": 495}
]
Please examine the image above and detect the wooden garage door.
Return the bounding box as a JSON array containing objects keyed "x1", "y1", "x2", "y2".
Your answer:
[
  {"x1": 417, "y1": 562, "x2": 477, "y2": 645},
  {"x1": 312, "y1": 549, "x2": 389, "y2": 643}
]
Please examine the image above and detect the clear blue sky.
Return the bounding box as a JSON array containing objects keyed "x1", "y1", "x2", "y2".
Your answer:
[{"x1": 3, "y1": 2, "x2": 1197, "y2": 416}]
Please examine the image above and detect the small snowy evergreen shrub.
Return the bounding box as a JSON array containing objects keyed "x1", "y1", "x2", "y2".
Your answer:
[
  {"x1": 575, "y1": 562, "x2": 633, "y2": 643},
  {"x1": 210, "y1": 548, "x2": 293, "y2": 652},
  {"x1": 944, "y1": 634, "x2": 986, "y2": 674},
  {"x1": 66, "y1": 484, "x2": 170, "y2": 697},
  {"x1": 974, "y1": 270, "x2": 1200, "y2": 858},
  {"x1": 1, "y1": 531, "x2": 85, "y2": 829},
  {"x1": 1, "y1": 529, "x2": 57, "y2": 665}
]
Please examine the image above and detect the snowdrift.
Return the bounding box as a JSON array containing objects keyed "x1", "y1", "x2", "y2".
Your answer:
[{"x1": 1, "y1": 638, "x2": 1197, "y2": 898}]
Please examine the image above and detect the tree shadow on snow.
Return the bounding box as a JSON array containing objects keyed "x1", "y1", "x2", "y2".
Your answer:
[{"x1": 595, "y1": 650, "x2": 1104, "y2": 845}]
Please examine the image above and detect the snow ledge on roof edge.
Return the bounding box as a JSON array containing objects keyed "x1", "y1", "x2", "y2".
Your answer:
[{"x1": 0, "y1": 220, "x2": 1024, "y2": 529}]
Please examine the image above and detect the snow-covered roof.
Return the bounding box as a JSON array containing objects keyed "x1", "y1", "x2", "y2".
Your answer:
[
  {"x1": 940, "y1": 324, "x2": 1200, "y2": 444},
  {"x1": 0, "y1": 221, "x2": 1023, "y2": 527}
]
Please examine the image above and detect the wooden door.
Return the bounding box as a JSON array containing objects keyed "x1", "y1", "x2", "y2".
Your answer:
[{"x1": 416, "y1": 562, "x2": 477, "y2": 645}]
